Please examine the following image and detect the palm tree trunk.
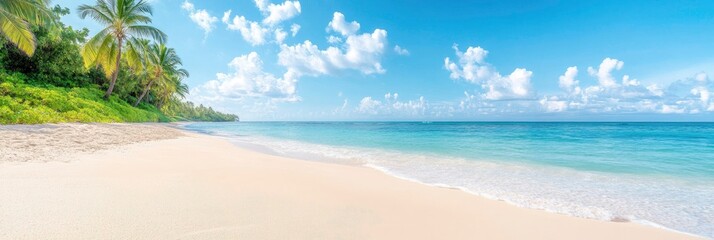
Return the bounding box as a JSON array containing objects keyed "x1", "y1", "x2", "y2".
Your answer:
[
  {"x1": 134, "y1": 79, "x2": 154, "y2": 107},
  {"x1": 104, "y1": 38, "x2": 124, "y2": 99}
]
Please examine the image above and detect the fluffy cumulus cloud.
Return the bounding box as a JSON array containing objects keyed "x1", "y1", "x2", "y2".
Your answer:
[
  {"x1": 254, "y1": 0, "x2": 269, "y2": 11},
  {"x1": 539, "y1": 96, "x2": 569, "y2": 113},
  {"x1": 221, "y1": 0, "x2": 302, "y2": 45},
  {"x1": 190, "y1": 52, "x2": 299, "y2": 103},
  {"x1": 182, "y1": 1, "x2": 218, "y2": 35},
  {"x1": 290, "y1": 24, "x2": 301, "y2": 36},
  {"x1": 444, "y1": 44, "x2": 533, "y2": 100},
  {"x1": 394, "y1": 45, "x2": 409, "y2": 56},
  {"x1": 274, "y1": 28, "x2": 287, "y2": 43},
  {"x1": 193, "y1": 7, "x2": 392, "y2": 118},
  {"x1": 356, "y1": 92, "x2": 427, "y2": 116},
  {"x1": 262, "y1": 1, "x2": 301, "y2": 26},
  {"x1": 587, "y1": 58, "x2": 624, "y2": 88},
  {"x1": 483, "y1": 68, "x2": 532, "y2": 100},
  {"x1": 222, "y1": 10, "x2": 270, "y2": 45},
  {"x1": 327, "y1": 12, "x2": 360, "y2": 36},
  {"x1": 665, "y1": 72, "x2": 714, "y2": 112},
  {"x1": 357, "y1": 97, "x2": 382, "y2": 114},
  {"x1": 278, "y1": 12, "x2": 388, "y2": 77},
  {"x1": 440, "y1": 53, "x2": 714, "y2": 117},
  {"x1": 559, "y1": 66, "x2": 580, "y2": 94},
  {"x1": 540, "y1": 58, "x2": 714, "y2": 114}
]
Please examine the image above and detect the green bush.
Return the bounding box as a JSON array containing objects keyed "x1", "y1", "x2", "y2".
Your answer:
[{"x1": 0, "y1": 75, "x2": 167, "y2": 124}]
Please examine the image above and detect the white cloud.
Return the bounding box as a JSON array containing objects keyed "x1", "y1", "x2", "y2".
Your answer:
[
  {"x1": 347, "y1": 59, "x2": 714, "y2": 118},
  {"x1": 394, "y1": 45, "x2": 409, "y2": 56},
  {"x1": 191, "y1": 52, "x2": 299, "y2": 102},
  {"x1": 444, "y1": 45, "x2": 493, "y2": 83},
  {"x1": 254, "y1": 0, "x2": 269, "y2": 12},
  {"x1": 262, "y1": 1, "x2": 302, "y2": 26},
  {"x1": 540, "y1": 96, "x2": 568, "y2": 112},
  {"x1": 691, "y1": 87, "x2": 710, "y2": 106},
  {"x1": 278, "y1": 41, "x2": 332, "y2": 75},
  {"x1": 559, "y1": 66, "x2": 581, "y2": 94},
  {"x1": 483, "y1": 68, "x2": 533, "y2": 100},
  {"x1": 327, "y1": 12, "x2": 360, "y2": 36},
  {"x1": 621, "y1": 75, "x2": 640, "y2": 87},
  {"x1": 181, "y1": 1, "x2": 193, "y2": 11},
  {"x1": 391, "y1": 96, "x2": 426, "y2": 115},
  {"x1": 222, "y1": 1, "x2": 301, "y2": 45},
  {"x1": 661, "y1": 104, "x2": 686, "y2": 114},
  {"x1": 290, "y1": 24, "x2": 301, "y2": 36},
  {"x1": 274, "y1": 28, "x2": 287, "y2": 43},
  {"x1": 356, "y1": 92, "x2": 427, "y2": 116},
  {"x1": 221, "y1": 10, "x2": 231, "y2": 24},
  {"x1": 540, "y1": 58, "x2": 714, "y2": 114},
  {"x1": 278, "y1": 12, "x2": 388, "y2": 76},
  {"x1": 182, "y1": 1, "x2": 218, "y2": 35},
  {"x1": 196, "y1": 11, "x2": 389, "y2": 114},
  {"x1": 326, "y1": 35, "x2": 342, "y2": 44},
  {"x1": 587, "y1": 58, "x2": 624, "y2": 88},
  {"x1": 444, "y1": 44, "x2": 533, "y2": 100},
  {"x1": 357, "y1": 97, "x2": 381, "y2": 114},
  {"x1": 646, "y1": 84, "x2": 664, "y2": 97},
  {"x1": 222, "y1": 11, "x2": 269, "y2": 45},
  {"x1": 668, "y1": 74, "x2": 714, "y2": 112}
]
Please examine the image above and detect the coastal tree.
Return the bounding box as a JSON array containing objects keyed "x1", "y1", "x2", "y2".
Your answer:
[
  {"x1": 77, "y1": 0, "x2": 166, "y2": 99},
  {"x1": 133, "y1": 43, "x2": 188, "y2": 107},
  {"x1": 153, "y1": 75, "x2": 188, "y2": 110},
  {"x1": 0, "y1": 0, "x2": 53, "y2": 56}
]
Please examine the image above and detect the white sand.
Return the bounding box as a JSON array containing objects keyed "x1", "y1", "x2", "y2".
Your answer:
[
  {"x1": 0, "y1": 123, "x2": 183, "y2": 163},
  {"x1": 0, "y1": 124, "x2": 701, "y2": 239}
]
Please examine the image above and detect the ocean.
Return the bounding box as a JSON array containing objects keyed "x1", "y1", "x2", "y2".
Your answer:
[{"x1": 182, "y1": 122, "x2": 714, "y2": 238}]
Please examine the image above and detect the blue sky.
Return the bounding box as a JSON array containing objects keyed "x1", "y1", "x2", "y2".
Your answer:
[{"x1": 55, "y1": 0, "x2": 714, "y2": 121}]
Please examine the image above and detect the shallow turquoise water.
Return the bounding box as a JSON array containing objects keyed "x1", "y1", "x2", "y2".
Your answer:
[{"x1": 184, "y1": 122, "x2": 714, "y2": 238}]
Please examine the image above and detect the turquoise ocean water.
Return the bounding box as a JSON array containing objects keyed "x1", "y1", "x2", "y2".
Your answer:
[{"x1": 183, "y1": 122, "x2": 714, "y2": 238}]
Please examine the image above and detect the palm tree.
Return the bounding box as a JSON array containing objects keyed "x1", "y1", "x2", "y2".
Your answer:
[
  {"x1": 0, "y1": 0, "x2": 53, "y2": 56},
  {"x1": 78, "y1": 0, "x2": 166, "y2": 99},
  {"x1": 134, "y1": 43, "x2": 188, "y2": 107},
  {"x1": 153, "y1": 75, "x2": 188, "y2": 110}
]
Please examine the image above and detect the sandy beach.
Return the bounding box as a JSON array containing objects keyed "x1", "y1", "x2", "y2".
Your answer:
[{"x1": 0, "y1": 124, "x2": 700, "y2": 239}]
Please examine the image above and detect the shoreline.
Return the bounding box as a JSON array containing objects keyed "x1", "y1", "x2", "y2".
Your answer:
[
  {"x1": 217, "y1": 133, "x2": 696, "y2": 235},
  {"x1": 185, "y1": 123, "x2": 712, "y2": 238},
  {"x1": 0, "y1": 123, "x2": 703, "y2": 239},
  {"x1": 360, "y1": 163, "x2": 701, "y2": 238}
]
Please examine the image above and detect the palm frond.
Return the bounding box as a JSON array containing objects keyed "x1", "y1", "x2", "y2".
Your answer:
[
  {"x1": 124, "y1": 37, "x2": 149, "y2": 71},
  {"x1": 126, "y1": 25, "x2": 166, "y2": 43},
  {"x1": 80, "y1": 27, "x2": 112, "y2": 69},
  {"x1": 77, "y1": 4, "x2": 114, "y2": 25},
  {"x1": 0, "y1": 10, "x2": 36, "y2": 56}
]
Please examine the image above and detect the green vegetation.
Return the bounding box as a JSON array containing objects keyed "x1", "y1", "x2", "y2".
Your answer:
[
  {"x1": 78, "y1": 0, "x2": 166, "y2": 98},
  {"x1": 0, "y1": 72, "x2": 167, "y2": 124},
  {"x1": 0, "y1": 1, "x2": 238, "y2": 124}
]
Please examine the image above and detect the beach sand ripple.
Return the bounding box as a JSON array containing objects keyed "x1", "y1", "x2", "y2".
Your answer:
[{"x1": 0, "y1": 123, "x2": 183, "y2": 163}]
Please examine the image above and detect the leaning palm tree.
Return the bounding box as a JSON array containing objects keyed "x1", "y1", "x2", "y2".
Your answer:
[
  {"x1": 153, "y1": 74, "x2": 188, "y2": 110},
  {"x1": 0, "y1": 0, "x2": 53, "y2": 56},
  {"x1": 78, "y1": 0, "x2": 166, "y2": 99},
  {"x1": 134, "y1": 43, "x2": 188, "y2": 107}
]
